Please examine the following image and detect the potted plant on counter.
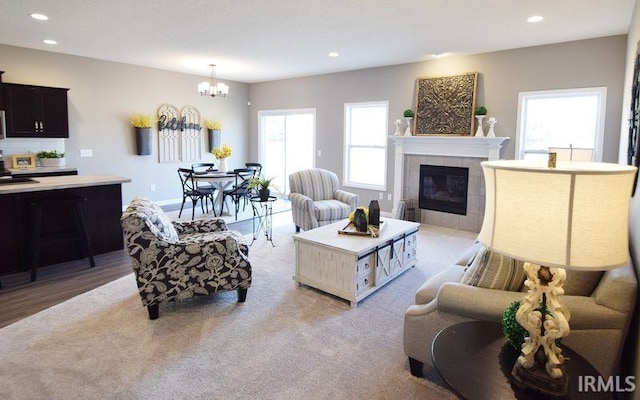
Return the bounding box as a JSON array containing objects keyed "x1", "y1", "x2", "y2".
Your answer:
[
  {"x1": 36, "y1": 150, "x2": 66, "y2": 167},
  {"x1": 129, "y1": 114, "x2": 157, "y2": 155}
]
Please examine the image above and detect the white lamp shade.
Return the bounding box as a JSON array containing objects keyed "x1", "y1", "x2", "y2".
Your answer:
[{"x1": 478, "y1": 160, "x2": 637, "y2": 270}]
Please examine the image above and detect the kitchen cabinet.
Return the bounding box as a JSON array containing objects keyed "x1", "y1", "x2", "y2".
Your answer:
[{"x1": 3, "y1": 83, "x2": 69, "y2": 138}]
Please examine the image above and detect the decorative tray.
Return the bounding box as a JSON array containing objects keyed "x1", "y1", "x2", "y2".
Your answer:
[{"x1": 338, "y1": 221, "x2": 384, "y2": 237}]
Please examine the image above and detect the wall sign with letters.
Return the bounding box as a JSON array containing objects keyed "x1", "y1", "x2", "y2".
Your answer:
[{"x1": 157, "y1": 104, "x2": 203, "y2": 163}]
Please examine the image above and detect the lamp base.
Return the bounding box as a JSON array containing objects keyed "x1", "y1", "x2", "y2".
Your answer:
[{"x1": 511, "y1": 353, "x2": 568, "y2": 397}]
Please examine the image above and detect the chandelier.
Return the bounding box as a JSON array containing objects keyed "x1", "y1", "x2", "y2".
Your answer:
[{"x1": 198, "y1": 64, "x2": 229, "y2": 98}]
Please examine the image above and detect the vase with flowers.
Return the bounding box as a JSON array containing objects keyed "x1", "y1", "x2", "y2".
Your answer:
[
  {"x1": 204, "y1": 120, "x2": 222, "y2": 151},
  {"x1": 212, "y1": 144, "x2": 232, "y2": 172},
  {"x1": 130, "y1": 114, "x2": 157, "y2": 155}
]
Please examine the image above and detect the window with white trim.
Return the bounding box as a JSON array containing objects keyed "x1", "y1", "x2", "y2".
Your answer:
[
  {"x1": 516, "y1": 87, "x2": 606, "y2": 161},
  {"x1": 344, "y1": 101, "x2": 388, "y2": 190}
]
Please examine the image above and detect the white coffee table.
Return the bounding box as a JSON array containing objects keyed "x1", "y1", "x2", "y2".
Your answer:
[{"x1": 293, "y1": 218, "x2": 419, "y2": 307}]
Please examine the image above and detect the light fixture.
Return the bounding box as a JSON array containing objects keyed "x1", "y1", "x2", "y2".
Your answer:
[
  {"x1": 328, "y1": 52, "x2": 339, "y2": 57},
  {"x1": 527, "y1": 15, "x2": 544, "y2": 23},
  {"x1": 43, "y1": 39, "x2": 57, "y2": 45},
  {"x1": 478, "y1": 158, "x2": 636, "y2": 397},
  {"x1": 198, "y1": 64, "x2": 229, "y2": 98},
  {"x1": 30, "y1": 13, "x2": 49, "y2": 21}
]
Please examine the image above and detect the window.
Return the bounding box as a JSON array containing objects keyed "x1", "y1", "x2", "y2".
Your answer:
[
  {"x1": 516, "y1": 87, "x2": 606, "y2": 161},
  {"x1": 344, "y1": 101, "x2": 388, "y2": 190},
  {"x1": 258, "y1": 109, "x2": 315, "y2": 194}
]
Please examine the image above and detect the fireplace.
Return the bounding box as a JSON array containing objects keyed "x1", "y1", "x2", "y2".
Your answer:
[
  {"x1": 390, "y1": 136, "x2": 509, "y2": 232},
  {"x1": 419, "y1": 165, "x2": 469, "y2": 215}
]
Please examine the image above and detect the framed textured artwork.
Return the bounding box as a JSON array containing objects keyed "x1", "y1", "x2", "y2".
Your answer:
[{"x1": 414, "y1": 72, "x2": 478, "y2": 136}]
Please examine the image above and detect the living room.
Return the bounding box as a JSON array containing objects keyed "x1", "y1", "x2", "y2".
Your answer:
[{"x1": 1, "y1": 1, "x2": 640, "y2": 398}]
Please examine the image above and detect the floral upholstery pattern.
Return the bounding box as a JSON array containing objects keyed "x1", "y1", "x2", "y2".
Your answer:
[{"x1": 121, "y1": 197, "x2": 251, "y2": 319}]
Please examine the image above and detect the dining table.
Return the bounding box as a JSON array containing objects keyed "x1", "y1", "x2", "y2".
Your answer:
[{"x1": 192, "y1": 170, "x2": 237, "y2": 216}]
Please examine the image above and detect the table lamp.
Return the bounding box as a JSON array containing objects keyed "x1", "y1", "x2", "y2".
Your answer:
[{"x1": 478, "y1": 159, "x2": 637, "y2": 397}]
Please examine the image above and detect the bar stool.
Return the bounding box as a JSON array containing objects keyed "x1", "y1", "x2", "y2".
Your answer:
[{"x1": 28, "y1": 195, "x2": 95, "y2": 282}]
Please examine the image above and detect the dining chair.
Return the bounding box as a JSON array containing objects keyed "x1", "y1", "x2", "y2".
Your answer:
[
  {"x1": 222, "y1": 168, "x2": 255, "y2": 219},
  {"x1": 245, "y1": 162, "x2": 262, "y2": 178},
  {"x1": 177, "y1": 168, "x2": 217, "y2": 220},
  {"x1": 191, "y1": 162, "x2": 218, "y2": 191}
]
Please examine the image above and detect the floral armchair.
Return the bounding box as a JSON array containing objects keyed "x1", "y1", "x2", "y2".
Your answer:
[
  {"x1": 288, "y1": 168, "x2": 358, "y2": 232},
  {"x1": 120, "y1": 197, "x2": 252, "y2": 319}
]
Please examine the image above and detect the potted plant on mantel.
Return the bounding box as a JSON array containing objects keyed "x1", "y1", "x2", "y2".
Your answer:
[
  {"x1": 204, "y1": 120, "x2": 222, "y2": 151},
  {"x1": 130, "y1": 114, "x2": 157, "y2": 155},
  {"x1": 403, "y1": 109, "x2": 415, "y2": 136},
  {"x1": 36, "y1": 150, "x2": 66, "y2": 167}
]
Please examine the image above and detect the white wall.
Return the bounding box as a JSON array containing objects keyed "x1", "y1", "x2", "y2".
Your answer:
[
  {"x1": 249, "y1": 36, "x2": 628, "y2": 211},
  {"x1": 0, "y1": 44, "x2": 250, "y2": 205}
]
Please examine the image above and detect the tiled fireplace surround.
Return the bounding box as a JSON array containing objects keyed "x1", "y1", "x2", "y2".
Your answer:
[{"x1": 390, "y1": 136, "x2": 509, "y2": 233}]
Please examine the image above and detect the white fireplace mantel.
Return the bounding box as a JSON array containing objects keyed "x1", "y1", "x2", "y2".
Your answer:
[
  {"x1": 390, "y1": 136, "x2": 509, "y2": 159},
  {"x1": 390, "y1": 135, "x2": 509, "y2": 217}
]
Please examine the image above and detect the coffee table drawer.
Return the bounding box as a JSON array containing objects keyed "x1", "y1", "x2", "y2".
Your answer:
[{"x1": 357, "y1": 251, "x2": 375, "y2": 278}]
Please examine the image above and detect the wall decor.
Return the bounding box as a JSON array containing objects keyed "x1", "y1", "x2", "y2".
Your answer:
[
  {"x1": 628, "y1": 40, "x2": 640, "y2": 195},
  {"x1": 157, "y1": 104, "x2": 203, "y2": 163},
  {"x1": 414, "y1": 72, "x2": 478, "y2": 136}
]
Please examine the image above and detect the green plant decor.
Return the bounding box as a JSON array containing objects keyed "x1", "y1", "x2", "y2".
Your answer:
[
  {"x1": 475, "y1": 106, "x2": 487, "y2": 115},
  {"x1": 502, "y1": 299, "x2": 562, "y2": 351},
  {"x1": 502, "y1": 300, "x2": 528, "y2": 350},
  {"x1": 36, "y1": 150, "x2": 65, "y2": 159},
  {"x1": 248, "y1": 176, "x2": 275, "y2": 191},
  {"x1": 403, "y1": 109, "x2": 415, "y2": 118}
]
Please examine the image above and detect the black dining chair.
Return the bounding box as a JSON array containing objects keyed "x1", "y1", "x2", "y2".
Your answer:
[
  {"x1": 245, "y1": 162, "x2": 262, "y2": 178},
  {"x1": 191, "y1": 162, "x2": 218, "y2": 191},
  {"x1": 222, "y1": 168, "x2": 255, "y2": 219},
  {"x1": 177, "y1": 168, "x2": 217, "y2": 220}
]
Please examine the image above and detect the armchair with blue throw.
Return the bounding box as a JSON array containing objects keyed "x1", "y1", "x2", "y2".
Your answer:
[
  {"x1": 288, "y1": 168, "x2": 358, "y2": 232},
  {"x1": 120, "y1": 197, "x2": 252, "y2": 319}
]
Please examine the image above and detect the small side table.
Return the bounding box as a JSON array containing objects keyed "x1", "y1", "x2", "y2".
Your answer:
[
  {"x1": 431, "y1": 321, "x2": 613, "y2": 400},
  {"x1": 249, "y1": 196, "x2": 276, "y2": 246}
]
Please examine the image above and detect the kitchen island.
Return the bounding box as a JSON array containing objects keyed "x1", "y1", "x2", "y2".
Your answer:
[{"x1": 0, "y1": 174, "x2": 131, "y2": 278}]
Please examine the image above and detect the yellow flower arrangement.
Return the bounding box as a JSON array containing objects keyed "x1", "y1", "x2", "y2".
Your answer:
[
  {"x1": 204, "y1": 120, "x2": 222, "y2": 130},
  {"x1": 129, "y1": 114, "x2": 157, "y2": 128},
  {"x1": 212, "y1": 144, "x2": 232, "y2": 159}
]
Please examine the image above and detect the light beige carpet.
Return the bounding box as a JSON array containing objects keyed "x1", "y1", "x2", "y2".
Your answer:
[{"x1": 0, "y1": 218, "x2": 476, "y2": 400}]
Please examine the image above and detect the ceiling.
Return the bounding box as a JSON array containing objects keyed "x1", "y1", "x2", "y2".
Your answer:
[{"x1": 0, "y1": 0, "x2": 635, "y2": 83}]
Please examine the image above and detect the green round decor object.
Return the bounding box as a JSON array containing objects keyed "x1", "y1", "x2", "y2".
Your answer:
[{"x1": 502, "y1": 300, "x2": 528, "y2": 350}]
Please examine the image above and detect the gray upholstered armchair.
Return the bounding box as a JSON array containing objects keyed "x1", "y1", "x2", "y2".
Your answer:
[
  {"x1": 120, "y1": 197, "x2": 252, "y2": 320},
  {"x1": 288, "y1": 168, "x2": 358, "y2": 232}
]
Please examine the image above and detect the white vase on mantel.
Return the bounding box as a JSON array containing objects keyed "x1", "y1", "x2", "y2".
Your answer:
[
  {"x1": 404, "y1": 117, "x2": 413, "y2": 136},
  {"x1": 393, "y1": 119, "x2": 403, "y2": 136},
  {"x1": 474, "y1": 115, "x2": 485, "y2": 137},
  {"x1": 486, "y1": 117, "x2": 497, "y2": 138}
]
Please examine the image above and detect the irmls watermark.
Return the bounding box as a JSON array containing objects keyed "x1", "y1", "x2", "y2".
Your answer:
[{"x1": 578, "y1": 375, "x2": 636, "y2": 393}]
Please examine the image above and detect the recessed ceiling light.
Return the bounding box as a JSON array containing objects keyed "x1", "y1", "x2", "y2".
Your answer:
[
  {"x1": 328, "y1": 52, "x2": 339, "y2": 57},
  {"x1": 30, "y1": 13, "x2": 49, "y2": 21},
  {"x1": 43, "y1": 39, "x2": 57, "y2": 45},
  {"x1": 527, "y1": 15, "x2": 544, "y2": 23}
]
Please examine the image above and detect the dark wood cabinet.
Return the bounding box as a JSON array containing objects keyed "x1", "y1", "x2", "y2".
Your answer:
[{"x1": 3, "y1": 83, "x2": 69, "y2": 138}]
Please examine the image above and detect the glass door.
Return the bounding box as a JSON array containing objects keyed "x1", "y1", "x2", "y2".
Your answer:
[{"x1": 259, "y1": 109, "x2": 315, "y2": 195}]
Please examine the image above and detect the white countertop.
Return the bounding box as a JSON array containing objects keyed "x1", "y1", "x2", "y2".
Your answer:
[
  {"x1": 0, "y1": 174, "x2": 131, "y2": 194},
  {"x1": 8, "y1": 166, "x2": 78, "y2": 175}
]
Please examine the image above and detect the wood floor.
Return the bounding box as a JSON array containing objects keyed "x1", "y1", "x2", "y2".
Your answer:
[{"x1": 0, "y1": 217, "x2": 254, "y2": 329}]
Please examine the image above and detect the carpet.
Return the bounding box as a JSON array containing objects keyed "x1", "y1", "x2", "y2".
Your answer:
[{"x1": 0, "y1": 221, "x2": 476, "y2": 400}]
